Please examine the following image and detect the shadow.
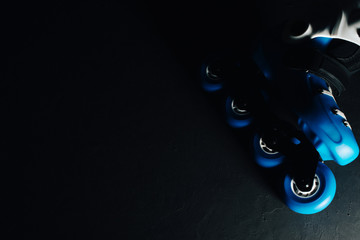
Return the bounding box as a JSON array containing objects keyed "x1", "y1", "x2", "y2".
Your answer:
[
  {"x1": 135, "y1": 1, "x2": 295, "y2": 206},
  {"x1": 138, "y1": 1, "x2": 261, "y2": 75}
]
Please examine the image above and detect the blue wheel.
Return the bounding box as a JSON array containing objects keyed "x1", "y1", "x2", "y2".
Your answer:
[
  {"x1": 284, "y1": 162, "x2": 336, "y2": 214},
  {"x1": 253, "y1": 134, "x2": 284, "y2": 168},
  {"x1": 225, "y1": 97, "x2": 253, "y2": 128},
  {"x1": 200, "y1": 62, "x2": 224, "y2": 93}
]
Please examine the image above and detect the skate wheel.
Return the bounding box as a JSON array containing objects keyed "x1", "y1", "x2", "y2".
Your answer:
[
  {"x1": 253, "y1": 134, "x2": 284, "y2": 168},
  {"x1": 283, "y1": 162, "x2": 336, "y2": 214},
  {"x1": 200, "y1": 61, "x2": 224, "y2": 92},
  {"x1": 225, "y1": 97, "x2": 252, "y2": 128}
]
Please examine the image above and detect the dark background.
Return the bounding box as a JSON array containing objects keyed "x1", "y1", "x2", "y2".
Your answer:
[{"x1": 5, "y1": 0, "x2": 360, "y2": 239}]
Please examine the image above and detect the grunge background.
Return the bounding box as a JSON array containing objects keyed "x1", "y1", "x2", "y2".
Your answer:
[{"x1": 5, "y1": 0, "x2": 360, "y2": 239}]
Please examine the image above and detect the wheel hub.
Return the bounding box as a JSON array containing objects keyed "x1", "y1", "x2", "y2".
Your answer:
[
  {"x1": 231, "y1": 99, "x2": 249, "y2": 115},
  {"x1": 291, "y1": 175, "x2": 320, "y2": 198},
  {"x1": 205, "y1": 65, "x2": 222, "y2": 81},
  {"x1": 259, "y1": 137, "x2": 279, "y2": 155}
]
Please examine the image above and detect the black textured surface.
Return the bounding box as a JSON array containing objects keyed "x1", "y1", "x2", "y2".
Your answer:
[{"x1": 6, "y1": 1, "x2": 360, "y2": 239}]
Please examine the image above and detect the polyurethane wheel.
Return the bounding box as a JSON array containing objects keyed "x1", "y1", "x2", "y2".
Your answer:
[
  {"x1": 225, "y1": 97, "x2": 253, "y2": 128},
  {"x1": 253, "y1": 133, "x2": 284, "y2": 168},
  {"x1": 283, "y1": 162, "x2": 336, "y2": 214},
  {"x1": 200, "y1": 61, "x2": 224, "y2": 93}
]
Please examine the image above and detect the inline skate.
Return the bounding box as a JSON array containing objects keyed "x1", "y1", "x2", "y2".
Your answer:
[{"x1": 200, "y1": 25, "x2": 360, "y2": 214}]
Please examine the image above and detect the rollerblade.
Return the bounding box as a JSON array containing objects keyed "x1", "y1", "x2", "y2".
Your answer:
[{"x1": 200, "y1": 27, "x2": 360, "y2": 214}]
